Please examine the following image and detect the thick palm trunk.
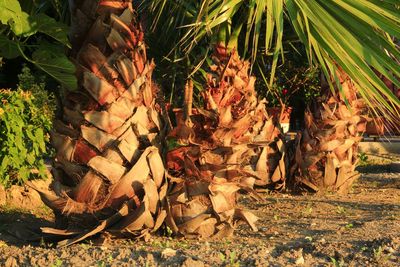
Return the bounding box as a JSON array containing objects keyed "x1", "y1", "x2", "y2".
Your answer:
[
  {"x1": 166, "y1": 50, "x2": 286, "y2": 237},
  {"x1": 290, "y1": 70, "x2": 369, "y2": 194},
  {"x1": 31, "y1": 1, "x2": 167, "y2": 246}
]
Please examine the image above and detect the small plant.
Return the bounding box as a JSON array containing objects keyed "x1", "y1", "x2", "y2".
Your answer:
[
  {"x1": 107, "y1": 254, "x2": 114, "y2": 264},
  {"x1": 302, "y1": 203, "x2": 313, "y2": 215},
  {"x1": 336, "y1": 206, "x2": 346, "y2": 215},
  {"x1": 373, "y1": 246, "x2": 383, "y2": 258},
  {"x1": 39, "y1": 237, "x2": 46, "y2": 247},
  {"x1": 151, "y1": 240, "x2": 171, "y2": 249},
  {"x1": 330, "y1": 257, "x2": 345, "y2": 267},
  {"x1": 228, "y1": 251, "x2": 240, "y2": 267},
  {"x1": 373, "y1": 246, "x2": 391, "y2": 263},
  {"x1": 305, "y1": 236, "x2": 313, "y2": 242},
  {"x1": 345, "y1": 223, "x2": 354, "y2": 229},
  {"x1": 166, "y1": 226, "x2": 174, "y2": 237},
  {"x1": 358, "y1": 152, "x2": 369, "y2": 166},
  {"x1": 219, "y1": 251, "x2": 240, "y2": 267},
  {"x1": 51, "y1": 258, "x2": 63, "y2": 267},
  {"x1": 79, "y1": 240, "x2": 93, "y2": 249},
  {"x1": 0, "y1": 67, "x2": 55, "y2": 187}
]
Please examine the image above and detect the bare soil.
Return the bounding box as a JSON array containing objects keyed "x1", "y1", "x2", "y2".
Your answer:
[{"x1": 0, "y1": 156, "x2": 399, "y2": 266}]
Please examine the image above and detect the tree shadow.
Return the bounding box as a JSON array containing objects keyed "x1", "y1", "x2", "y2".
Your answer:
[
  {"x1": 0, "y1": 210, "x2": 54, "y2": 246},
  {"x1": 357, "y1": 163, "x2": 400, "y2": 174}
]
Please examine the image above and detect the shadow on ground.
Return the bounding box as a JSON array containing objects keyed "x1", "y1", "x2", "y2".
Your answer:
[{"x1": 0, "y1": 209, "x2": 54, "y2": 245}]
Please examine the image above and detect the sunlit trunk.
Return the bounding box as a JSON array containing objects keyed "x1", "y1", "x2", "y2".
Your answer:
[
  {"x1": 32, "y1": 0, "x2": 167, "y2": 246},
  {"x1": 290, "y1": 69, "x2": 369, "y2": 194},
  {"x1": 166, "y1": 50, "x2": 286, "y2": 237}
]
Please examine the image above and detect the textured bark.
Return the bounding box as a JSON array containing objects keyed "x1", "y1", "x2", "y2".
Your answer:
[
  {"x1": 166, "y1": 50, "x2": 286, "y2": 238},
  {"x1": 289, "y1": 69, "x2": 369, "y2": 194},
  {"x1": 31, "y1": 0, "x2": 167, "y2": 246}
]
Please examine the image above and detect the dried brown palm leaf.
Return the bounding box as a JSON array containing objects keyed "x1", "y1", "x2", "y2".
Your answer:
[{"x1": 29, "y1": 1, "x2": 167, "y2": 246}]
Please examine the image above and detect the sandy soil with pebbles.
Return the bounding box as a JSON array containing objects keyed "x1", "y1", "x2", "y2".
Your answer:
[{"x1": 0, "y1": 156, "x2": 399, "y2": 266}]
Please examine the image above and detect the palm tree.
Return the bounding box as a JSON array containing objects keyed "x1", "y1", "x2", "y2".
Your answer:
[
  {"x1": 146, "y1": 0, "x2": 400, "y2": 191},
  {"x1": 290, "y1": 69, "x2": 370, "y2": 193},
  {"x1": 165, "y1": 50, "x2": 284, "y2": 237},
  {"x1": 31, "y1": 0, "x2": 168, "y2": 246}
]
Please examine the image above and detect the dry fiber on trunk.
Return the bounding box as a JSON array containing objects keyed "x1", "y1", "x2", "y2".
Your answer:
[
  {"x1": 166, "y1": 50, "x2": 286, "y2": 238},
  {"x1": 29, "y1": 1, "x2": 167, "y2": 247},
  {"x1": 289, "y1": 70, "x2": 369, "y2": 194}
]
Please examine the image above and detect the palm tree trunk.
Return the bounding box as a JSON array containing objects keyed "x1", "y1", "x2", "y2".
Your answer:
[
  {"x1": 290, "y1": 69, "x2": 369, "y2": 194},
  {"x1": 32, "y1": 0, "x2": 167, "y2": 246},
  {"x1": 166, "y1": 50, "x2": 286, "y2": 237}
]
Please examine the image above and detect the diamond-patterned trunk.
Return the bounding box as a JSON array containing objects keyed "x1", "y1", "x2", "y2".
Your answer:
[
  {"x1": 31, "y1": 1, "x2": 167, "y2": 246},
  {"x1": 166, "y1": 50, "x2": 286, "y2": 238},
  {"x1": 290, "y1": 69, "x2": 369, "y2": 194}
]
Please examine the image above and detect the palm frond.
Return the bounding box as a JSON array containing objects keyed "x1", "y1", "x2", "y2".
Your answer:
[{"x1": 146, "y1": 0, "x2": 400, "y2": 119}]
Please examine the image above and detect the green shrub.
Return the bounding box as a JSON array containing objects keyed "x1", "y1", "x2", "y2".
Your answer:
[
  {"x1": 0, "y1": 0, "x2": 76, "y2": 89},
  {"x1": 0, "y1": 67, "x2": 55, "y2": 187}
]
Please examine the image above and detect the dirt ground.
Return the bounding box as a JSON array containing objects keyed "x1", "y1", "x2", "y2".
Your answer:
[{"x1": 0, "y1": 155, "x2": 399, "y2": 266}]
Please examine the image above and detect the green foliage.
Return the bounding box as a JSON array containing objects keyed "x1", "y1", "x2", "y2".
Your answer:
[
  {"x1": 143, "y1": 1, "x2": 211, "y2": 106},
  {"x1": 146, "y1": 0, "x2": 400, "y2": 120},
  {"x1": 358, "y1": 152, "x2": 369, "y2": 166},
  {"x1": 257, "y1": 56, "x2": 321, "y2": 107},
  {"x1": 330, "y1": 256, "x2": 345, "y2": 267},
  {"x1": 0, "y1": 67, "x2": 55, "y2": 187},
  {"x1": 0, "y1": 0, "x2": 76, "y2": 89}
]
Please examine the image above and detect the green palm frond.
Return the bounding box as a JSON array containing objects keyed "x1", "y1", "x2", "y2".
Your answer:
[{"x1": 144, "y1": 0, "x2": 400, "y2": 118}]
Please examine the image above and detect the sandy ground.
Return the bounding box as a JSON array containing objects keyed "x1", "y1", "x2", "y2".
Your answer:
[{"x1": 0, "y1": 158, "x2": 399, "y2": 266}]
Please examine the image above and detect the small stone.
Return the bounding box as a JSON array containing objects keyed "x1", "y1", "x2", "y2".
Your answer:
[
  {"x1": 161, "y1": 248, "x2": 177, "y2": 258},
  {"x1": 387, "y1": 247, "x2": 395, "y2": 254},
  {"x1": 146, "y1": 253, "x2": 155, "y2": 264},
  {"x1": 6, "y1": 185, "x2": 43, "y2": 209},
  {"x1": 5, "y1": 256, "x2": 17, "y2": 267},
  {"x1": 295, "y1": 255, "x2": 305, "y2": 265},
  {"x1": 181, "y1": 257, "x2": 204, "y2": 267}
]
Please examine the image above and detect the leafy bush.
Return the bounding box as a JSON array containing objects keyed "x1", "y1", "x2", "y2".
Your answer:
[
  {"x1": 0, "y1": 67, "x2": 55, "y2": 187},
  {"x1": 0, "y1": 0, "x2": 76, "y2": 89}
]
